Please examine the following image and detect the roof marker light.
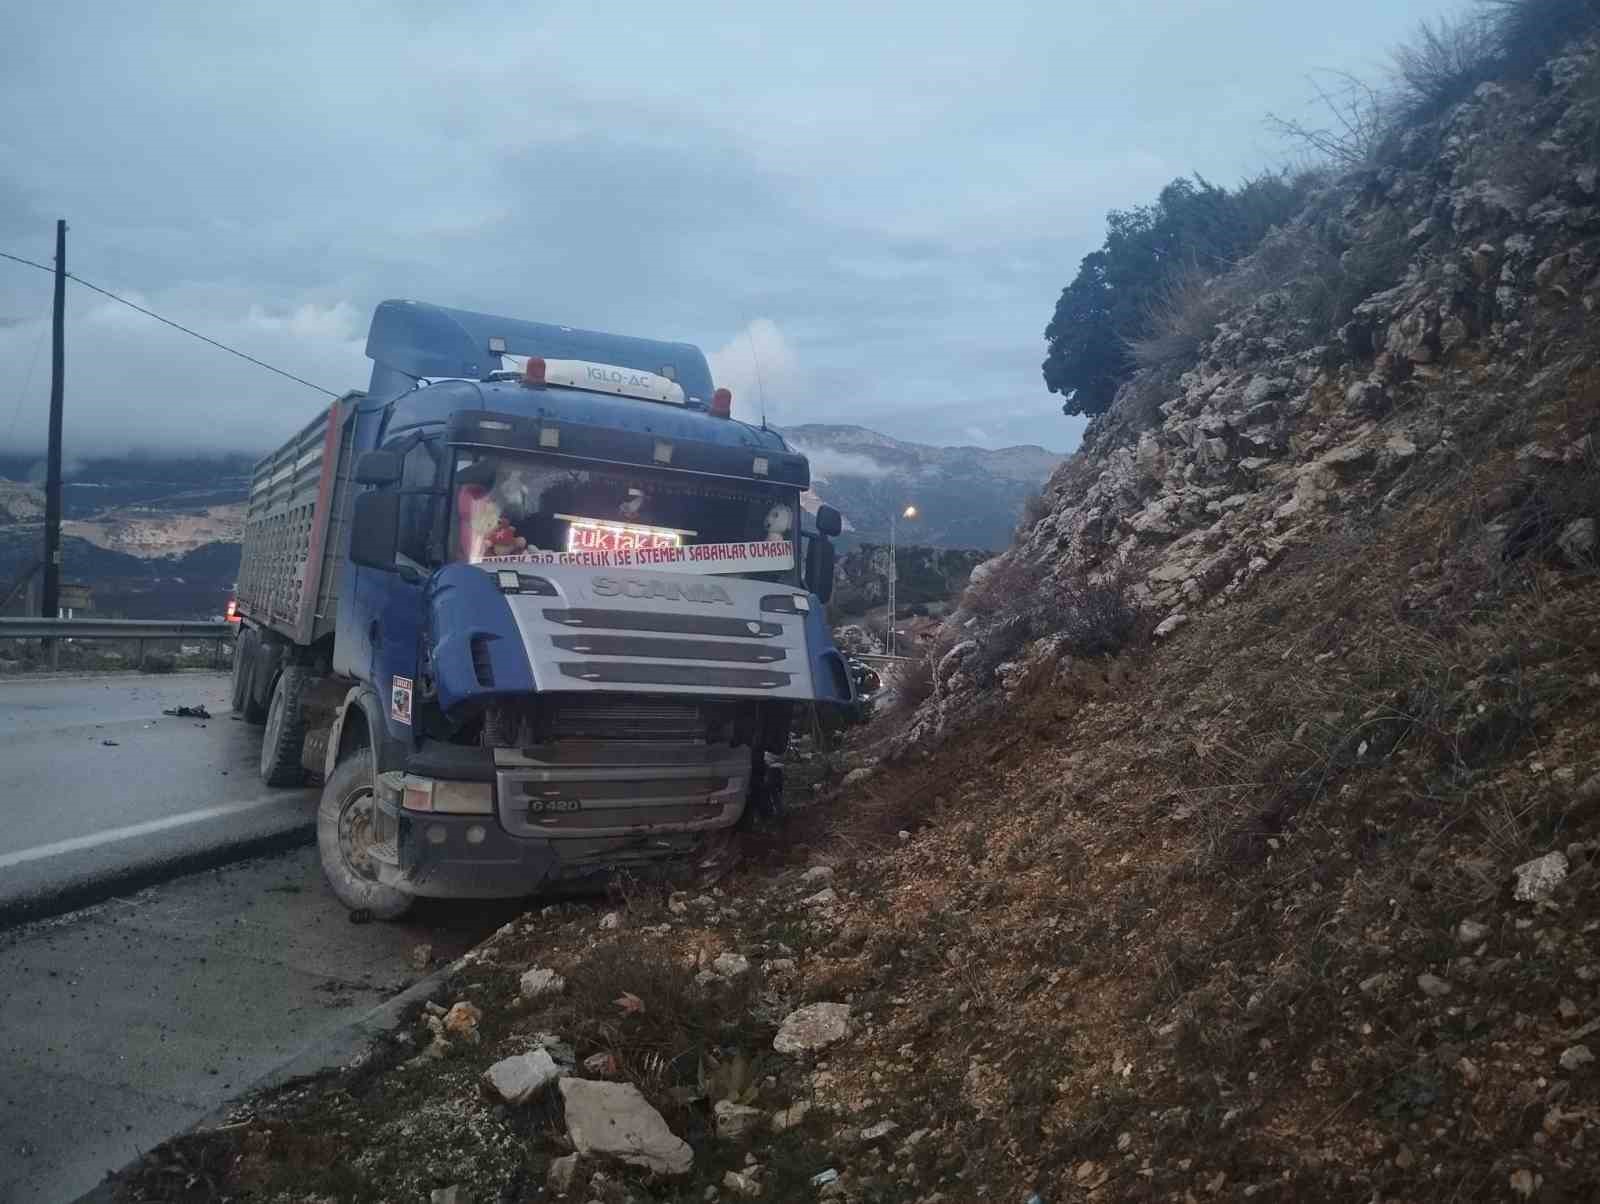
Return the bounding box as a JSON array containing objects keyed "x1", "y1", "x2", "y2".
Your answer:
[
  {"x1": 710, "y1": 387, "x2": 733, "y2": 418},
  {"x1": 523, "y1": 357, "x2": 547, "y2": 387}
]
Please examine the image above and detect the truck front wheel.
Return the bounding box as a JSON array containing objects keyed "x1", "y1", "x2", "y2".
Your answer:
[{"x1": 317, "y1": 747, "x2": 413, "y2": 920}]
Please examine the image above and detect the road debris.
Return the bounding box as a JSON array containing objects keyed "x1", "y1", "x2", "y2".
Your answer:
[{"x1": 161, "y1": 704, "x2": 212, "y2": 719}]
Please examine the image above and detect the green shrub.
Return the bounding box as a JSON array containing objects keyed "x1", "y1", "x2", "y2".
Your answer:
[{"x1": 1043, "y1": 173, "x2": 1306, "y2": 417}]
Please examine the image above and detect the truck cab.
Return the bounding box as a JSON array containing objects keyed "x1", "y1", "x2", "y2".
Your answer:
[{"x1": 232, "y1": 301, "x2": 852, "y2": 917}]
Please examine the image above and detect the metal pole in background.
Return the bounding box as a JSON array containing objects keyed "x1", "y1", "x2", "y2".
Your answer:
[
  {"x1": 888, "y1": 508, "x2": 897, "y2": 658},
  {"x1": 42, "y1": 220, "x2": 67, "y2": 670}
]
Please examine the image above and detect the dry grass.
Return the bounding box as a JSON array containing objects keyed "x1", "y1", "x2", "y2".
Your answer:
[
  {"x1": 883, "y1": 652, "x2": 936, "y2": 720},
  {"x1": 1127, "y1": 267, "x2": 1228, "y2": 371}
]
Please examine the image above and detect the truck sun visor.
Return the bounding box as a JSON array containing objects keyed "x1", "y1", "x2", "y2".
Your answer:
[{"x1": 447, "y1": 410, "x2": 809, "y2": 488}]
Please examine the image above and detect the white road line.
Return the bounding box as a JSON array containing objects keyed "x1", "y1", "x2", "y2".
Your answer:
[{"x1": 0, "y1": 796, "x2": 295, "y2": 869}]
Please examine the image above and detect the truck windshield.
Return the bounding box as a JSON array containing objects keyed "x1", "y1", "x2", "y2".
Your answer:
[{"x1": 448, "y1": 450, "x2": 799, "y2": 581}]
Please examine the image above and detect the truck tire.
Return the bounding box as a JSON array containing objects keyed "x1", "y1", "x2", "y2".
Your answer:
[
  {"x1": 241, "y1": 635, "x2": 270, "y2": 725},
  {"x1": 232, "y1": 630, "x2": 262, "y2": 714},
  {"x1": 260, "y1": 665, "x2": 309, "y2": 787},
  {"x1": 231, "y1": 628, "x2": 259, "y2": 719},
  {"x1": 317, "y1": 747, "x2": 413, "y2": 920}
]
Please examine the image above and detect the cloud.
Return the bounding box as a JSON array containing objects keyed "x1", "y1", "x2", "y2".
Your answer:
[
  {"x1": 786, "y1": 445, "x2": 893, "y2": 481},
  {"x1": 707, "y1": 319, "x2": 801, "y2": 426},
  {"x1": 0, "y1": 0, "x2": 1450, "y2": 463},
  {"x1": 0, "y1": 289, "x2": 368, "y2": 456}
]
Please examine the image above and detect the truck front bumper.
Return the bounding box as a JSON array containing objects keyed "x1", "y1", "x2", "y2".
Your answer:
[
  {"x1": 369, "y1": 751, "x2": 745, "y2": 900},
  {"x1": 373, "y1": 805, "x2": 562, "y2": 899}
]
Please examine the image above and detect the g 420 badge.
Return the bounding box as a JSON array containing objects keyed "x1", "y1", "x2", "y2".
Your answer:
[
  {"x1": 528, "y1": 798, "x2": 582, "y2": 815},
  {"x1": 390, "y1": 675, "x2": 413, "y2": 725}
]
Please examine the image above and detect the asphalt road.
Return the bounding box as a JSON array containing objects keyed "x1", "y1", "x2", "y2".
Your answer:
[
  {"x1": 0, "y1": 672, "x2": 318, "y2": 924},
  {"x1": 0, "y1": 846, "x2": 522, "y2": 1204},
  {"x1": 0, "y1": 671, "x2": 530, "y2": 1203}
]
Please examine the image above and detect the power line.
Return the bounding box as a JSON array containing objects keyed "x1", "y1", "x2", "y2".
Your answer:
[
  {"x1": 2, "y1": 297, "x2": 51, "y2": 447},
  {"x1": 0, "y1": 247, "x2": 340, "y2": 397}
]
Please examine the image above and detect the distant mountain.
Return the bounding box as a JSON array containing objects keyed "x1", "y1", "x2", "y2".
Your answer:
[
  {"x1": 0, "y1": 456, "x2": 251, "y2": 619},
  {"x1": 778, "y1": 424, "x2": 1061, "y2": 552}
]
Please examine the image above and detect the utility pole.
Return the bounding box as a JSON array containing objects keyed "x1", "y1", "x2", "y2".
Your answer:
[
  {"x1": 887, "y1": 511, "x2": 896, "y2": 659},
  {"x1": 41, "y1": 220, "x2": 66, "y2": 664}
]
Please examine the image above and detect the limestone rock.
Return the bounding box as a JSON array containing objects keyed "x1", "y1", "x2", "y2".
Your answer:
[
  {"x1": 443, "y1": 1001, "x2": 481, "y2": 1043},
  {"x1": 1417, "y1": 973, "x2": 1453, "y2": 999},
  {"x1": 713, "y1": 952, "x2": 751, "y2": 977},
  {"x1": 772, "y1": 1101, "x2": 812, "y2": 1131},
  {"x1": 1456, "y1": 919, "x2": 1490, "y2": 945},
  {"x1": 714, "y1": 1099, "x2": 765, "y2": 1139},
  {"x1": 558, "y1": 1078, "x2": 693, "y2": 1175},
  {"x1": 1513, "y1": 851, "x2": 1569, "y2": 902},
  {"x1": 1557, "y1": 517, "x2": 1596, "y2": 566},
  {"x1": 520, "y1": 967, "x2": 567, "y2": 999},
  {"x1": 1560, "y1": 1045, "x2": 1595, "y2": 1071},
  {"x1": 547, "y1": 1153, "x2": 581, "y2": 1193},
  {"x1": 483, "y1": 1048, "x2": 561, "y2": 1104},
  {"x1": 774, "y1": 1002, "x2": 851, "y2": 1054},
  {"x1": 860, "y1": 1119, "x2": 899, "y2": 1143},
  {"x1": 1153, "y1": 613, "x2": 1189, "y2": 639}
]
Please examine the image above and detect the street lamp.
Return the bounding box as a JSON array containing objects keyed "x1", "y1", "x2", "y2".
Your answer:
[{"x1": 888, "y1": 504, "x2": 917, "y2": 657}]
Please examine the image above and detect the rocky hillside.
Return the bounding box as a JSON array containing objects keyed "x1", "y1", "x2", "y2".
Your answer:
[{"x1": 781, "y1": 423, "x2": 1061, "y2": 552}]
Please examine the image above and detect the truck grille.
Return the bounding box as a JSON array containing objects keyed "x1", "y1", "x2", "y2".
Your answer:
[
  {"x1": 549, "y1": 697, "x2": 704, "y2": 743},
  {"x1": 471, "y1": 636, "x2": 495, "y2": 687}
]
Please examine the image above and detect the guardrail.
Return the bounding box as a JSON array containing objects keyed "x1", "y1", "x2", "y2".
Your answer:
[
  {"x1": 0, "y1": 618, "x2": 233, "y2": 640},
  {"x1": 0, "y1": 617, "x2": 235, "y2": 671}
]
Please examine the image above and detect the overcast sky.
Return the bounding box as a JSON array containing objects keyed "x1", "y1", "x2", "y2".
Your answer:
[{"x1": 1, "y1": 0, "x2": 1451, "y2": 461}]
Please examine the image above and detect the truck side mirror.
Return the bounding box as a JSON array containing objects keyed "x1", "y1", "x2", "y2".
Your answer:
[
  {"x1": 816, "y1": 504, "x2": 843, "y2": 538},
  {"x1": 805, "y1": 534, "x2": 835, "y2": 604},
  {"x1": 355, "y1": 449, "x2": 403, "y2": 486},
  {"x1": 350, "y1": 491, "x2": 401, "y2": 570}
]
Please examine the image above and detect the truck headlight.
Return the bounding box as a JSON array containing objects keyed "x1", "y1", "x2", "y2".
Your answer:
[{"x1": 400, "y1": 775, "x2": 494, "y2": 815}]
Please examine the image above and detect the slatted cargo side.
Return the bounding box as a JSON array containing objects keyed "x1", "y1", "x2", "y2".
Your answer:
[{"x1": 236, "y1": 393, "x2": 361, "y2": 645}]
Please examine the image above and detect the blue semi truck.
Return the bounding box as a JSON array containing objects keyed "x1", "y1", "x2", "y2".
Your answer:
[{"x1": 231, "y1": 300, "x2": 852, "y2": 918}]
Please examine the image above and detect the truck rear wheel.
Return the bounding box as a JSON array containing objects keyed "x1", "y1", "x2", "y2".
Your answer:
[
  {"x1": 230, "y1": 630, "x2": 251, "y2": 715},
  {"x1": 232, "y1": 628, "x2": 264, "y2": 720},
  {"x1": 317, "y1": 747, "x2": 413, "y2": 920},
  {"x1": 242, "y1": 633, "x2": 270, "y2": 724},
  {"x1": 260, "y1": 666, "x2": 309, "y2": 787}
]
